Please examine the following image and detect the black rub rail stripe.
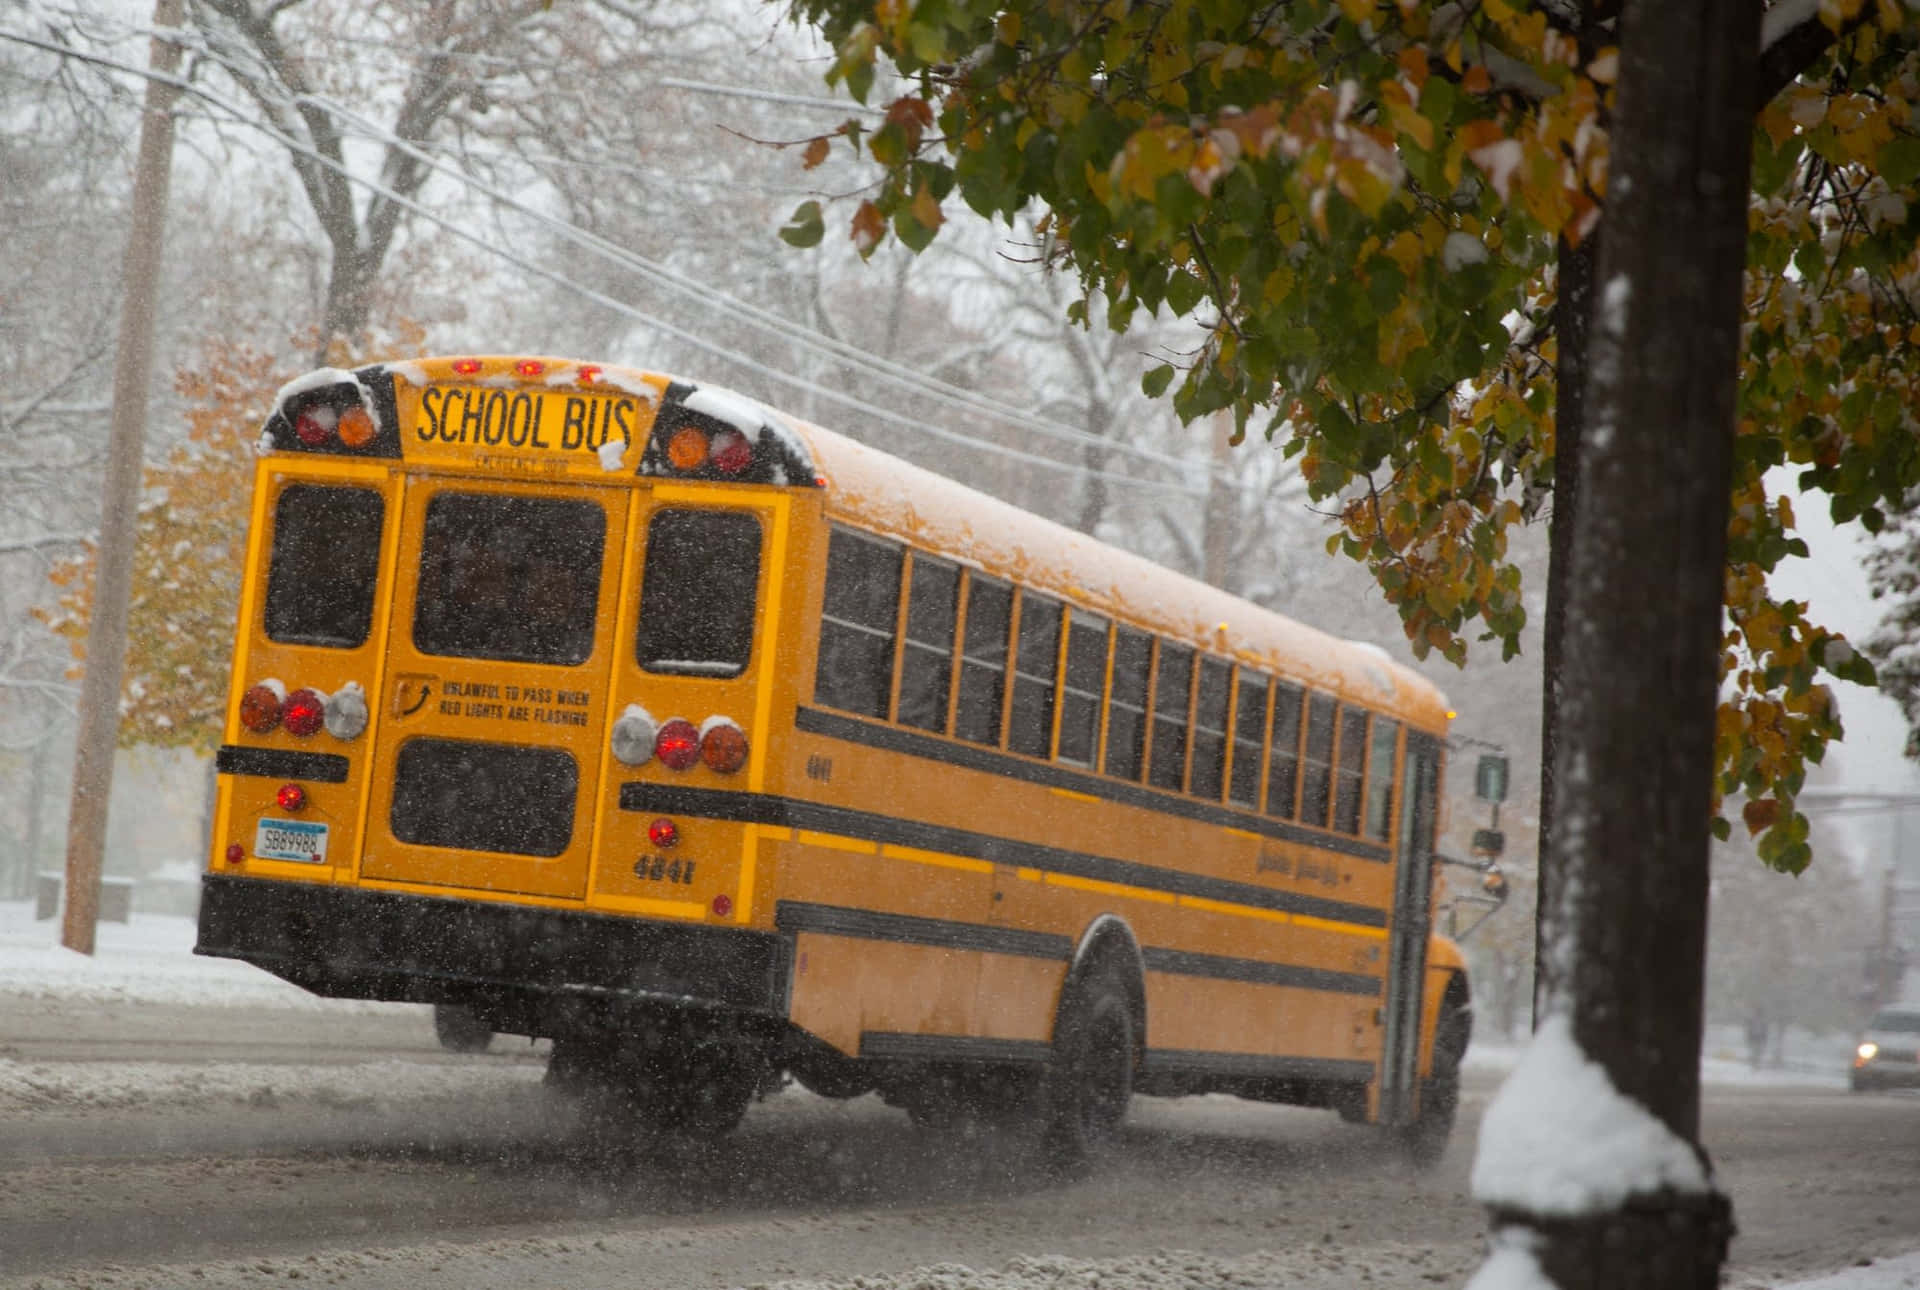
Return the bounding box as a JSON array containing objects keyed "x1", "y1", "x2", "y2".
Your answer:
[
  {"x1": 859, "y1": 1032, "x2": 1053, "y2": 1064},
  {"x1": 215, "y1": 745, "x2": 350, "y2": 784},
  {"x1": 775, "y1": 900, "x2": 1073, "y2": 960},
  {"x1": 777, "y1": 900, "x2": 1371, "y2": 1004},
  {"x1": 1141, "y1": 1049, "x2": 1377, "y2": 1083},
  {"x1": 624, "y1": 782, "x2": 1388, "y2": 930},
  {"x1": 794, "y1": 706, "x2": 1393, "y2": 864},
  {"x1": 1141, "y1": 945, "x2": 1380, "y2": 997}
]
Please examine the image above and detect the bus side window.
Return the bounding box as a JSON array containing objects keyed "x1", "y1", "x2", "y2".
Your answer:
[
  {"x1": 265, "y1": 484, "x2": 385, "y2": 648},
  {"x1": 1334, "y1": 706, "x2": 1369, "y2": 834},
  {"x1": 1365, "y1": 718, "x2": 1400, "y2": 840},
  {"x1": 1189, "y1": 657, "x2": 1231, "y2": 800},
  {"x1": 897, "y1": 555, "x2": 959, "y2": 733},
  {"x1": 1104, "y1": 628, "x2": 1152, "y2": 780},
  {"x1": 815, "y1": 528, "x2": 902, "y2": 720},
  {"x1": 1299, "y1": 692, "x2": 1337, "y2": 828},
  {"x1": 1057, "y1": 611, "x2": 1109, "y2": 767},
  {"x1": 1148, "y1": 641, "x2": 1193, "y2": 792},
  {"x1": 1228, "y1": 672, "x2": 1269, "y2": 809},
  {"x1": 1007, "y1": 592, "x2": 1062, "y2": 758},
  {"x1": 954, "y1": 575, "x2": 1012, "y2": 745},
  {"x1": 1265, "y1": 682, "x2": 1303, "y2": 818},
  {"x1": 636, "y1": 509, "x2": 762, "y2": 677}
]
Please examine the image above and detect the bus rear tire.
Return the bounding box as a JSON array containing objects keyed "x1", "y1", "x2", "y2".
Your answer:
[
  {"x1": 1041, "y1": 957, "x2": 1136, "y2": 1170},
  {"x1": 432, "y1": 1003, "x2": 494, "y2": 1054}
]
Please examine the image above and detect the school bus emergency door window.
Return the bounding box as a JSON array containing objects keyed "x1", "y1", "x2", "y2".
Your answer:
[
  {"x1": 390, "y1": 737, "x2": 579, "y2": 857},
  {"x1": 1148, "y1": 641, "x2": 1194, "y2": 793},
  {"x1": 1227, "y1": 672, "x2": 1270, "y2": 810},
  {"x1": 954, "y1": 574, "x2": 1012, "y2": 745},
  {"x1": 896, "y1": 554, "x2": 959, "y2": 733},
  {"x1": 413, "y1": 492, "x2": 606, "y2": 666},
  {"x1": 1365, "y1": 718, "x2": 1400, "y2": 841},
  {"x1": 264, "y1": 484, "x2": 385, "y2": 648},
  {"x1": 1334, "y1": 706, "x2": 1370, "y2": 834},
  {"x1": 1008, "y1": 591, "x2": 1062, "y2": 759},
  {"x1": 1189, "y1": 657, "x2": 1232, "y2": 801},
  {"x1": 1056, "y1": 610, "x2": 1109, "y2": 768},
  {"x1": 1299, "y1": 692, "x2": 1338, "y2": 828},
  {"x1": 1103, "y1": 627, "x2": 1151, "y2": 780},
  {"x1": 815, "y1": 527, "x2": 902, "y2": 720},
  {"x1": 1265, "y1": 682, "x2": 1304, "y2": 819},
  {"x1": 635, "y1": 509, "x2": 763, "y2": 678}
]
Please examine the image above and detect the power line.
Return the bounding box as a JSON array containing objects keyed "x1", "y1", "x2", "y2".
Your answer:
[{"x1": 0, "y1": 21, "x2": 1235, "y2": 500}]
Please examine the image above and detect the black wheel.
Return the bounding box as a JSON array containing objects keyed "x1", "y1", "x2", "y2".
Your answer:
[
  {"x1": 637, "y1": 1040, "x2": 761, "y2": 1138},
  {"x1": 1042, "y1": 957, "x2": 1137, "y2": 1168},
  {"x1": 432, "y1": 1004, "x2": 494, "y2": 1054},
  {"x1": 1399, "y1": 989, "x2": 1469, "y2": 1169}
]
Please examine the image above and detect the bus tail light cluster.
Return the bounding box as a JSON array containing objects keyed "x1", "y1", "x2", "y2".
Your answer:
[
  {"x1": 238, "y1": 679, "x2": 368, "y2": 740},
  {"x1": 610, "y1": 705, "x2": 747, "y2": 773},
  {"x1": 664, "y1": 424, "x2": 753, "y2": 476},
  {"x1": 292, "y1": 402, "x2": 378, "y2": 449}
]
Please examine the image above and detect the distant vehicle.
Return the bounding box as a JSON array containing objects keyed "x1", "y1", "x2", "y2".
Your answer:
[{"x1": 1850, "y1": 1006, "x2": 1920, "y2": 1092}]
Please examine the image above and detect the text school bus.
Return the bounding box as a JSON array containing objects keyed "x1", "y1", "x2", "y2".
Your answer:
[{"x1": 196, "y1": 355, "x2": 1472, "y2": 1162}]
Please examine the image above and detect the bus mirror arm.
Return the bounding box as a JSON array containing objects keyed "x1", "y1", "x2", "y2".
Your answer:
[{"x1": 1434, "y1": 852, "x2": 1509, "y2": 941}]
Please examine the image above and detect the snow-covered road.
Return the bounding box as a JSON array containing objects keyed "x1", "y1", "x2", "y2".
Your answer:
[{"x1": 2, "y1": 902, "x2": 1916, "y2": 1290}]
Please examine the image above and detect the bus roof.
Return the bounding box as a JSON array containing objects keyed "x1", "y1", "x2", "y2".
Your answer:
[{"x1": 781, "y1": 412, "x2": 1451, "y2": 732}]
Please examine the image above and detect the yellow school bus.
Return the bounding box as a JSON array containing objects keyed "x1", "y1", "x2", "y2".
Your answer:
[{"x1": 195, "y1": 354, "x2": 1470, "y2": 1162}]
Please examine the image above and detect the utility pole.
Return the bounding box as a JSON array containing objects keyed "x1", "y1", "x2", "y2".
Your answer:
[{"x1": 61, "y1": 0, "x2": 185, "y2": 954}]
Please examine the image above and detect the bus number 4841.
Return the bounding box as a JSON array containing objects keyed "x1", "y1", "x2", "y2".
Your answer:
[{"x1": 634, "y1": 855, "x2": 696, "y2": 885}]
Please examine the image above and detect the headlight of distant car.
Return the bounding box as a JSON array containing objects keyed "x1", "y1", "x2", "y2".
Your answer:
[{"x1": 1857, "y1": 1041, "x2": 1879, "y2": 1062}]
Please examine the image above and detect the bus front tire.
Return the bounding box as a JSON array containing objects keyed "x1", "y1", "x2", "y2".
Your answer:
[
  {"x1": 1397, "y1": 990, "x2": 1469, "y2": 1169},
  {"x1": 1041, "y1": 958, "x2": 1137, "y2": 1169},
  {"x1": 432, "y1": 1003, "x2": 495, "y2": 1054}
]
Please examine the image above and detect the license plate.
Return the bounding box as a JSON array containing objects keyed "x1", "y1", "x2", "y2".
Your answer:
[{"x1": 255, "y1": 818, "x2": 329, "y2": 864}]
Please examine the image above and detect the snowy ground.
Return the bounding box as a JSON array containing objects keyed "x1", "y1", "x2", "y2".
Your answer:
[{"x1": 2, "y1": 900, "x2": 1914, "y2": 1289}]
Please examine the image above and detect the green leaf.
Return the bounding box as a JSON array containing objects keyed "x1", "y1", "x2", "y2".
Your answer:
[
  {"x1": 1876, "y1": 134, "x2": 1920, "y2": 188},
  {"x1": 1165, "y1": 268, "x2": 1206, "y2": 316},
  {"x1": 778, "y1": 201, "x2": 825, "y2": 248},
  {"x1": 1142, "y1": 363, "x2": 1176, "y2": 398}
]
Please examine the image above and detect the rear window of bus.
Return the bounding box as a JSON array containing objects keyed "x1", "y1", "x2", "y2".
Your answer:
[
  {"x1": 413, "y1": 492, "x2": 605, "y2": 665},
  {"x1": 635, "y1": 509, "x2": 763, "y2": 677},
  {"x1": 264, "y1": 484, "x2": 385, "y2": 648}
]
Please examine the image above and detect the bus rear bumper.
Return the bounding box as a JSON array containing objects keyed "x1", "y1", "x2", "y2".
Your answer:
[{"x1": 193, "y1": 874, "x2": 791, "y2": 1032}]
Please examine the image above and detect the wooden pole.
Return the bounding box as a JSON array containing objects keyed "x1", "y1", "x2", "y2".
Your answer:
[{"x1": 61, "y1": 0, "x2": 185, "y2": 954}]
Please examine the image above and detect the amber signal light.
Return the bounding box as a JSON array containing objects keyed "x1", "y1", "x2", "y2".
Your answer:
[
  {"x1": 239, "y1": 682, "x2": 284, "y2": 733},
  {"x1": 700, "y1": 723, "x2": 748, "y2": 773}
]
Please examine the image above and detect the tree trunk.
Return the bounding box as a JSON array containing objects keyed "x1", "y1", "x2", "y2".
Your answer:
[{"x1": 1486, "y1": 0, "x2": 1758, "y2": 1283}]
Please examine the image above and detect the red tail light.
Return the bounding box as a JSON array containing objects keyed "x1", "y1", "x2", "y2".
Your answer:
[
  {"x1": 276, "y1": 783, "x2": 308, "y2": 811},
  {"x1": 239, "y1": 682, "x2": 284, "y2": 733},
  {"x1": 710, "y1": 428, "x2": 752, "y2": 475},
  {"x1": 282, "y1": 688, "x2": 326, "y2": 736},
  {"x1": 655, "y1": 718, "x2": 701, "y2": 770},
  {"x1": 648, "y1": 818, "x2": 680, "y2": 848},
  {"x1": 293, "y1": 407, "x2": 336, "y2": 445},
  {"x1": 700, "y1": 720, "x2": 748, "y2": 773}
]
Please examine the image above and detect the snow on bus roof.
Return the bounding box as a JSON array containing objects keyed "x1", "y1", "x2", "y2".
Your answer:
[{"x1": 784, "y1": 418, "x2": 1447, "y2": 724}]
